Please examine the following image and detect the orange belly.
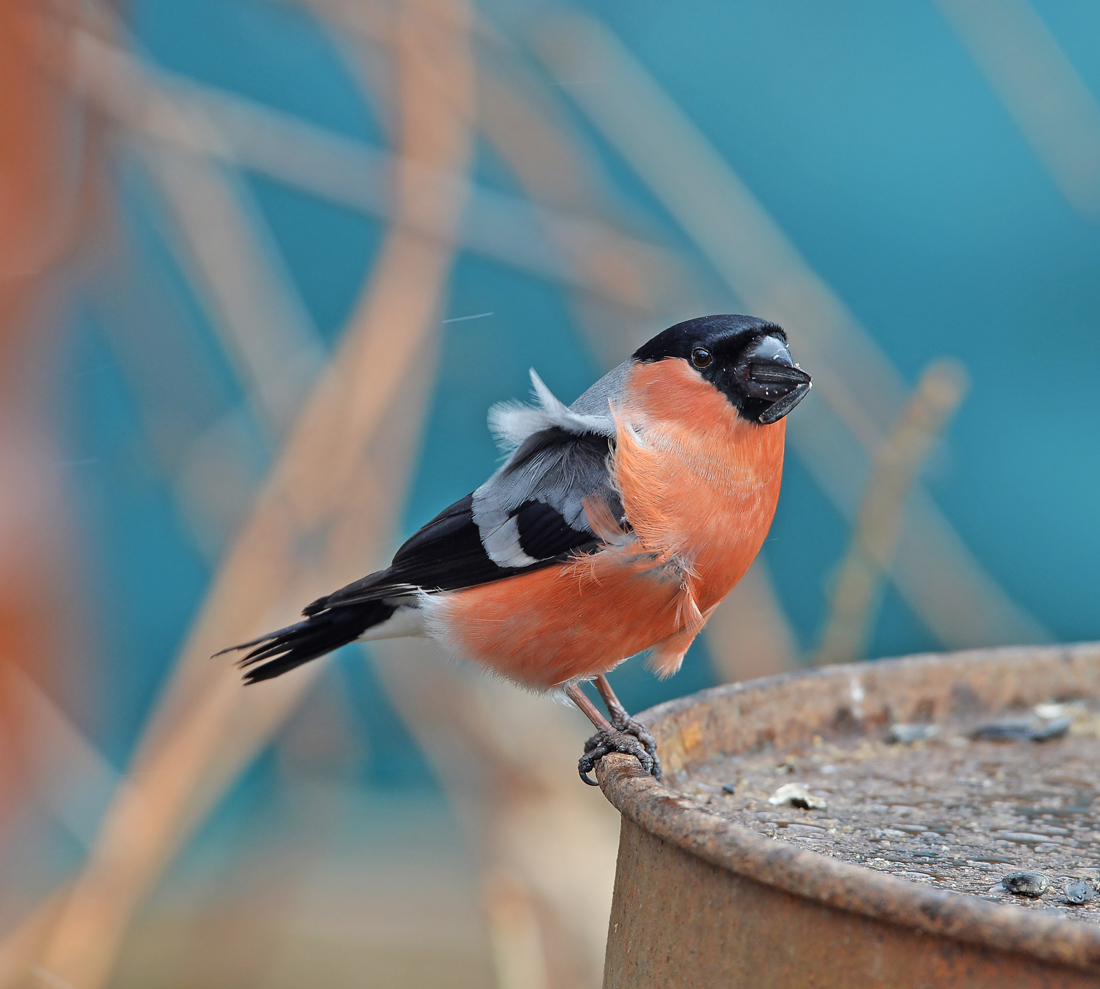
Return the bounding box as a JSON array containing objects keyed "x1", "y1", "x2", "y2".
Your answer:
[
  {"x1": 426, "y1": 359, "x2": 787, "y2": 691},
  {"x1": 423, "y1": 558, "x2": 702, "y2": 689}
]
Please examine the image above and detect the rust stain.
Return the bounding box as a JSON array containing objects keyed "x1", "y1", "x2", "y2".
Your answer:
[{"x1": 678, "y1": 719, "x2": 703, "y2": 755}]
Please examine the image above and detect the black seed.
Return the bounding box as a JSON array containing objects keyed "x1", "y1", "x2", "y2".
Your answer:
[
  {"x1": 1001, "y1": 871, "x2": 1051, "y2": 897},
  {"x1": 1065, "y1": 879, "x2": 1096, "y2": 905},
  {"x1": 971, "y1": 717, "x2": 1071, "y2": 742}
]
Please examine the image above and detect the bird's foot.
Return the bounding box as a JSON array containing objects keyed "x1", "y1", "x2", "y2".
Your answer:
[{"x1": 578, "y1": 716, "x2": 661, "y2": 786}]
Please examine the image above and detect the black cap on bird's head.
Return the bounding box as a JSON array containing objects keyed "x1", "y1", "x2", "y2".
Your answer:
[{"x1": 633, "y1": 314, "x2": 812, "y2": 424}]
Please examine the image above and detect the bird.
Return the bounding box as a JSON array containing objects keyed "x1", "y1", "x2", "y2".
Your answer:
[{"x1": 218, "y1": 314, "x2": 811, "y2": 784}]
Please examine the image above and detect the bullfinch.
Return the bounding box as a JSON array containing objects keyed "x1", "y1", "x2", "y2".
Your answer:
[{"x1": 219, "y1": 314, "x2": 811, "y2": 783}]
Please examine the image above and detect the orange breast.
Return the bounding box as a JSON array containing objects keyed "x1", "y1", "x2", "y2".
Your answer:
[
  {"x1": 425, "y1": 359, "x2": 787, "y2": 690},
  {"x1": 612, "y1": 358, "x2": 787, "y2": 615}
]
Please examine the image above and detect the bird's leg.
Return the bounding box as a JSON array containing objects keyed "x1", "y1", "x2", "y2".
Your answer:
[
  {"x1": 593, "y1": 675, "x2": 660, "y2": 780},
  {"x1": 593, "y1": 675, "x2": 634, "y2": 727},
  {"x1": 566, "y1": 682, "x2": 661, "y2": 786}
]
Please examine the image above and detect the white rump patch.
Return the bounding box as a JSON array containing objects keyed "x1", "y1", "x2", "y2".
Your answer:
[
  {"x1": 488, "y1": 369, "x2": 615, "y2": 452},
  {"x1": 355, "y1": 604, "x2": 426, "y2": 642}
]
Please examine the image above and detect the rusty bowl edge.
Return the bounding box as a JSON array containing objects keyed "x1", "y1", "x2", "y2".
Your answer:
[{"x1": 596, "y1": 644, "x2": 1100, "y2": 975}]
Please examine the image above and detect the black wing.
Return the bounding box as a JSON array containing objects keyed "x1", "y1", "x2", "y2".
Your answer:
[
  {"x1": 312, "y1": 426, "x2": 618, "y2": 613},
  {"x1": 222, "y1": 400, "x2": 622, "y2": 682}
]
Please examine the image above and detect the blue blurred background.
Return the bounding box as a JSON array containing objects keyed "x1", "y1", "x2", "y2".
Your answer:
[{"x1": 3, "y1": 0, "x2": 1098, "y2": 986}]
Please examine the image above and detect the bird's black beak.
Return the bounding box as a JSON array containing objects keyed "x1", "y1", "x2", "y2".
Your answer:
[{"x1": 739, "y1": 335, "x2": 812, "y2": 424}]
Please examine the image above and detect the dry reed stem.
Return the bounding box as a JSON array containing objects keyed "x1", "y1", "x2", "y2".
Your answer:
[
  {"x1": 934, "y1": 0, "x2": 1100, "y2": 219},
  {"x1": 0, "y1": 0, "x2": 89, "y2": 822},
  {"x1": 73, "y1": 28, "x2": 675, "y2": 311},
  {"x1": 483, "y1": 867, "x2": 551, "y2": 989},
  {"x1": 2, "y1": 664, "x2": 118, "y2": 848},
  {"x1": 815, "y1": 360, "x2": 969, "y2": 666},
  {"x1": 706, "y1": 562, "x2": 799, "y2": 681},
  {"x1": 0, "y1": 890, "x2": 69, "y2": 988},
  {"x1": 303, "y1": 0, "x2": 687, "y2": 314},
  {"x1": 29, "y1": 1, "x2": 476, "y2": 985},
  {"x1": 138, "y1": 142, "x2": 325, "y2": 437}
]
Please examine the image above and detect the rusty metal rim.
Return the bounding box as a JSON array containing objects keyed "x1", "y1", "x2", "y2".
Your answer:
[{"x1": 596, "y1": 650, "x2": 1100, "y2": 975}]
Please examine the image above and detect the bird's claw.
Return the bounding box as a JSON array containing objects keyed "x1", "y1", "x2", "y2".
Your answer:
[{"x1": 577, "y1": 718, "x2": 662, "y2": 786}]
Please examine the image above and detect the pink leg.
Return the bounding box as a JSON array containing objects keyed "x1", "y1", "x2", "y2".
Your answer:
[
  {"x1": 565, "y1": 683, "x2": 612, "y2": 732},
  {"x1": 593, "y1": 675, "x2": 629, "y2": 724}
]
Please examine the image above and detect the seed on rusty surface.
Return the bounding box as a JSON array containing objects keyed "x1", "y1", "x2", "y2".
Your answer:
[
  {"x1": 1000, "y1": 871, "x2": 1051, "y2": 897},
  {"x1": 1065, "y1": 879, "x2": 1096, "y2": 905},
  {"x1": 971, "y1": 720, "x2": 1034, "y2": 741},
  {"x1": 1030, "y1": 716, "x2": 1073, "y2": 740},
  {"x1": 971, "y1": 717, "x2": 1071, "y2": 742},
  {"x1": 767, "y1": 782, "x2": 827, "y2": 810},
  {"x1": 886, "y1": 723, "x2": 939, "y2": 744}
]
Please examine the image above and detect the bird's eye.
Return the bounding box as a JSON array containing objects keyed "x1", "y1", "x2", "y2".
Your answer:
[{"x1": 691, "y1": 347, "x2": 713, "y2": 369}]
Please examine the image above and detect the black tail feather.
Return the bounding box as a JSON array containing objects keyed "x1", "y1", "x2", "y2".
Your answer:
[{"x1": 218, "y1": 600, "x2": 396, "y2": 684}]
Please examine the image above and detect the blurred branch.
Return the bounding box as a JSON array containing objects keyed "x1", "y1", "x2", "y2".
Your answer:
[
  {"x1": 534, "y1": 12, "x2": 1049, "y2": 651},
  {"x1": 935, "y1": 0, "x2": 1100, "y2": 220},
  {"x1": 0, "y1": 0, "x2": 85, "y2": 280},
  {"x1": 3, "y1": 665, "x2": 119, "y2": 848},
  {"x1": 815, "y1": 360, "x2": 969, "y2": 666},
  {"x1": 78, "y1": 234, "x2": 262, "y2": 558},
  {"x1": 29, "y1": 1, "x2": 477, "y2": 985},
  {"x1": 483, "y1": 868, "x2": 550, "y2": 989},
  {"x1": 0, "y1": 890, "x2": 68, "y2": 988},
  {"x1": 72, "y1": 29, "x2": 679, "y2": 312},
  {"x1": 0, "y1": 0, "x2": 91, "y2": 821},
  {"x1": 136, "y1": 142, "x2": 325, "y2": 437},
  {"x1": 306, "y1": 0, "x2": 698, "y2": 328},
  {"x1": 706, "y1": 561, "x2": 799, "y2": 681}
]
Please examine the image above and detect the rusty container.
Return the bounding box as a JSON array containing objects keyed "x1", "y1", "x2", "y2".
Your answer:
[{"x1": 597, "y1": 643, "x2": 1100, "y2": 988}]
